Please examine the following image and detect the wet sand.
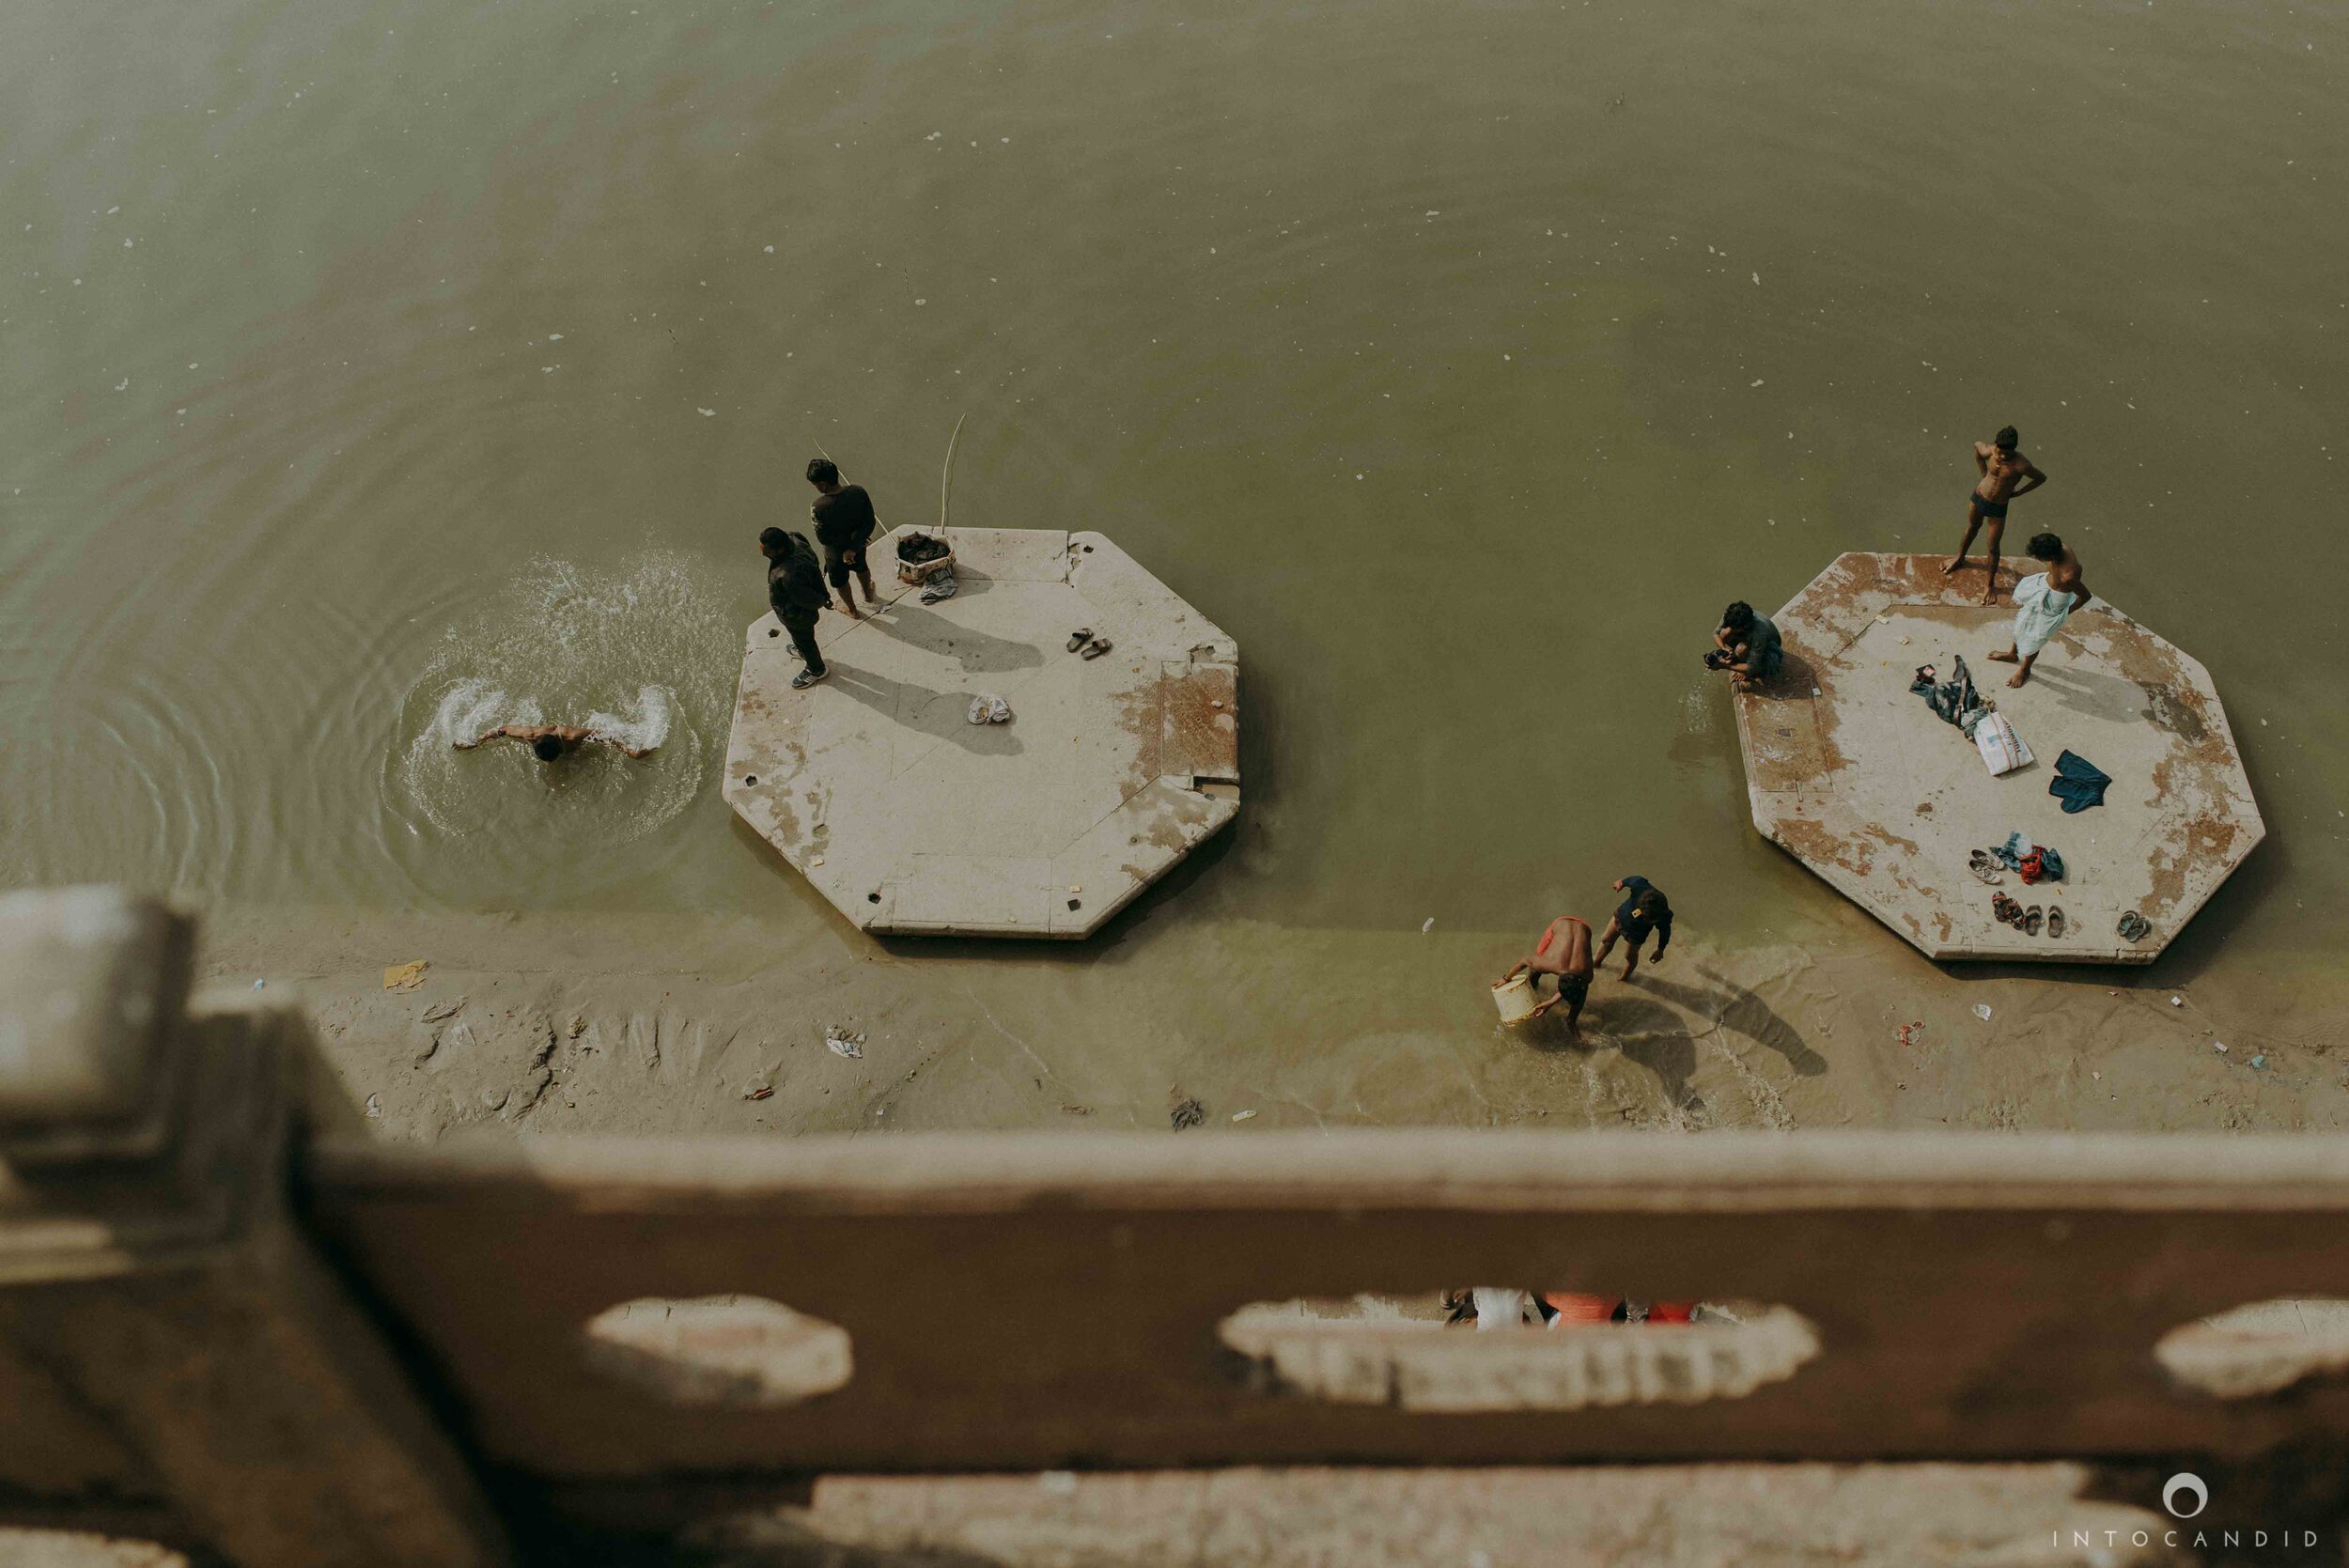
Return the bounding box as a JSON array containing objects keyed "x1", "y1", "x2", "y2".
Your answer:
[{"x1": 204, "y1": 899, "x2": 2349, "y2": 1145}]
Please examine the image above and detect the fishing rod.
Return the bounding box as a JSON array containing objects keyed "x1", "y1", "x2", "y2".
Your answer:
[{"x1": 810, "y1": 412, "x2": 967, "y2": 528}]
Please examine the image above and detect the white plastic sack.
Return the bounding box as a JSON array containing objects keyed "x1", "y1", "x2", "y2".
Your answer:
[{"x1": 1972, "y1": 712, "x2": 2034, "y2": 775}]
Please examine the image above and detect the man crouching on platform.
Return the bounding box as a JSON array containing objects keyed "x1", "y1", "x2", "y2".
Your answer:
[{"x1": 1705, "y1": 601, "x2": 1783, "y2": 692}]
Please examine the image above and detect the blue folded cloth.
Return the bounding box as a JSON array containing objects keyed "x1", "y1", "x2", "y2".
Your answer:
[{"x1": 2049, "y1": 750, "x2": 2110, "y2": 814}]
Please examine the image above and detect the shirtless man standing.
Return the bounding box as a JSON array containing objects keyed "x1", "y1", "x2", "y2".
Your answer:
[
  {"x1": 1943, "y1": 426, "x2": 2048, "y2": 605},
  {"x1": 1987, "y1": 533, "x2": 2091, "y2": 688},
  {"x1": 455, "y1": 722, "x2": 653, "y2": 761},
  {"x1": 1501, "y1": 916, "x2": 1596, "y2": 1038}
]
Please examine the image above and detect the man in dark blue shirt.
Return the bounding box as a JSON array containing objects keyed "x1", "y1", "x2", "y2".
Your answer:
[{"x1": 1594, "y1": 876, "x2": 1673, "y2": 981}]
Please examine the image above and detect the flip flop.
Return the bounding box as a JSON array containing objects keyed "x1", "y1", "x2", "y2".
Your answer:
[
  {"x1": 1081, "y1": 636, "x2": 1113, "y2": 660},
  {"x1": 2117, "y1": 910, "x2": 2153, "y2": 943},
  {"x1": 1067, "y1": 628, "x2": 1094, "y2": 651},
  {"x1": 2046, "y1": 906, "x2": 2066, "y2": 939},
  {"x1": 2023, "y1": 905, "x2": 2044, "y2": 937}
]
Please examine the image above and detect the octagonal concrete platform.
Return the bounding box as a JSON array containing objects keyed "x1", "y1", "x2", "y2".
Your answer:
[
  {"x1": 1734, "y1": 552, "x2": 2262, "y2": 964},
  {"x1": 723, "y1": 527, "x2": 1238, "y2": 939}
]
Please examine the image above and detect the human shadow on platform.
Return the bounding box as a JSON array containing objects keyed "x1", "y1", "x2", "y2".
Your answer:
[
  {"x1": 2018, "y1": 660, "x2": 2145, "y2": 728},
  {"x1": 879, "y1": 597, "x2": 1047, "y2": 677},
  {"x1": 824, "y1": 666, "x2": 1024, "y2": 757},
  {"x1": 1750, "y1": 647, "x2": 1820, "y2": 702},
  {"x1": 1636, "y1": 970, "x2": 1828, "y2": 1078}
]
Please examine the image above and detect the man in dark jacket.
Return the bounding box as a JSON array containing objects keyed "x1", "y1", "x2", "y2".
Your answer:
[
  {"x1": 806, "y1": 458, "x2": 880, "y2": 617},
  {"x1": 1594, "y1": 875, "x2": 1673, "y2": 981},
  {"x1": 760, "y1": 526, "x2": 835, "y2": 689}
]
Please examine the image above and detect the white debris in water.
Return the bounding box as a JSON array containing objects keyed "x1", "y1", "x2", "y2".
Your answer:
[
  {"x1": 764, "y1": 244, "x2": 774, "y2": 253},
  {"x1": 1751, "y1": 272, "x2": 1760, "y2": 285},
  {"x1": 106, "y1": 205, "x2": 119, "y2": 214},
  {"x1": 113, "y1": 379, "x2": 128, "y2": 392},
  {"x1": 1750, "y1": 379, "x2": 1764, "y2": 387},
  {"x1": 697, "y1": 408, "x2": 716, "y2": 417},
  {"x1": 914, "y1": 298, "x2": 926, "y2": 305},
  {"x1": 123, "y1": 237, "x2": 133, "y2": 248},
  {"x1": 548, "y1": 333, "x2": 564, "y2": 341},
  {"x1": 1421, "y1": 917, "x2": 1435, "y2": 933}
]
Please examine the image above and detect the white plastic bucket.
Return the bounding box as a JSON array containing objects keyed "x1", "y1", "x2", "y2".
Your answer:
[{"x1": 1491, "y1": 972, "x2": 1541, "y2": 1024}]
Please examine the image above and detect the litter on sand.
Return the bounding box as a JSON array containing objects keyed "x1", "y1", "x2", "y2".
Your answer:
[
  {"x1": 382, "y1": 959, "x2": 428, "y2": 991},
  {"x1": 364, "y1": 1094, "x2": 382, "y2": 1118},
  {"x1": 744, "y1": 1084, "x2": 774, "y2": 1100},
  {"x1": 966, "y1": 693, "x2": 1013, "y2": 724},
  {"x1": 1230, "y1": 1109, "x2": 1258, "y2": 1122},
  {"x1": 1972, "y1": 1003, "x2": 1993, "y2": 1022},
  {"x1": 421, "y1": 997, "x2": 465, "y2": 1022},
  {"x1": 824, "y1": 1027, "x2": 865, "y2": 1059},
  {"x1": 2214, "y1": 1041, "x2": 2228, "y2": 1054},
  {"x1": 1170, "y1": 1095, "x2": 1206, "y2": 1130}
]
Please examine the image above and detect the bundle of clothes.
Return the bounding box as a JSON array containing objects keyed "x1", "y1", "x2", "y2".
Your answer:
[
  {"x1": 1968, "y1": 833, "x2": 2063, "y2": 886},
  {"x1": 1908, "y1": 658, "x2": 2038, "y2": 773},
  {"x1": 1910, "y1": 658, "x2": 1987, "y2": 732},
  {"x1": 896, "y1": 531, "x2": 957, "y2": 603}
]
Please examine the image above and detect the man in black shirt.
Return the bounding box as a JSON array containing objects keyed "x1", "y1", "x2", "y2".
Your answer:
[
  {"x1": 806, "y1": 458, "x2": 880, "y2": 617},
  {"x1": 759, "y1": 526, "x2": 835, "y2": 689},
  {"x1": 1593, "y1": 875, "x2": 1673, "y2": 981}
]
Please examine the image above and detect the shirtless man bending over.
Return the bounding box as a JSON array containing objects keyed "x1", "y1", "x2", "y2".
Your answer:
[
  {"x1": 455, "y1": 722, "x2": 653, "y2": 761},
  {"x1": 1943, "y1": 426, "x2": 2048, "y2": 605},
  {"x1": 1501, "y1": 916, "x2": 1595, "y2": 1038}
]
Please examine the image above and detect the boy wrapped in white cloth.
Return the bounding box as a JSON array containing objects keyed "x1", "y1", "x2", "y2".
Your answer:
[{"x1": 1989, "y1": 532, "x2": 2092, "y2": 689}]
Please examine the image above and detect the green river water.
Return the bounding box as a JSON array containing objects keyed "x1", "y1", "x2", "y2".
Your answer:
[{"x1": 5, "y1": 0, "x2": 2345, "y2": 979}]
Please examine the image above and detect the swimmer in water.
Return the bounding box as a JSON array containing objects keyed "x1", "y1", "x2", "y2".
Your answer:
[{"x1": 454, "y1": 722, "x2": 654, "y2": 761}]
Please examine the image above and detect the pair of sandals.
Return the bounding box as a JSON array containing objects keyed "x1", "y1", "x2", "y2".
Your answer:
[
  {"x1": 1066, "y1": 628, "x2": 1113, "y2": 660},
  {"x1": 2117, "y1": 910, "x2": 2154, "y2": 944},
  {"x1": 1990, "y1": 893, "x2": 2065, "y2": 939}
]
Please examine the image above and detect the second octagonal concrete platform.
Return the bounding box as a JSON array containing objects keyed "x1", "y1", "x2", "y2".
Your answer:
[
  {"x1": 723, "y1": 528, "x2": 1238, "y2": 939},
  {"x1": 1734, "y1": 552, "x2": 2262, "y2": 964}
]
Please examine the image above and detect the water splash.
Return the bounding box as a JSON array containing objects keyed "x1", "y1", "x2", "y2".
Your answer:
[{"x1": 386, "y1": 551, "x2": 733, "y2": 865}]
